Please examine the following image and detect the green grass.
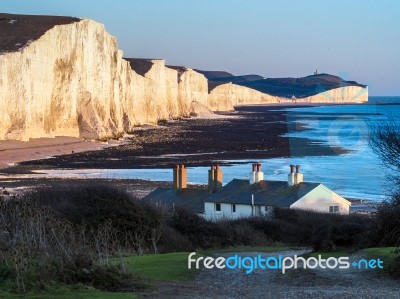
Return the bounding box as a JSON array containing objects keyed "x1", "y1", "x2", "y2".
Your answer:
[
  {"x1": 110, "y1": 246, "x2": 291, "y2": 283},
  {"x1": 301, "y1": 250, "x2": 352, "y2": 259},
  {"x1": 360, "y1": 247, "x2": 398, "y2": 267},
  {"x1": 302, "y1": 247, "x2": 399, "y2": 273},
  {"x1": 201, "y1": 245, "x2": 290, "y2": 254},
  {"x1": 112, "y1": 252, "x2": 201, "y2": 282}
]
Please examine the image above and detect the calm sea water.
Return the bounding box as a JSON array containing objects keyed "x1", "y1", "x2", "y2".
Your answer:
[{"x1": 39, "y1": 96, "x2": 400, "y2": 202}]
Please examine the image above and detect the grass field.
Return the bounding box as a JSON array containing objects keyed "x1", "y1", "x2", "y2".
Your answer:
[
  {"x1": 360, "y1": 247, "x2": 398, "y2": 271},
  {"x1": 112, "y1": 245, "x2": 290, "y2": 282},
  {"x1": 302, "y1": 247, "x2": 399, "y2": 273},
  {"x1": 112, "y1": 252, "x2": 200, "y2": 282},
  {"x1": 301, "y1": 250, "x2": 352, "y2": 259},
  {"x1": 201, "y1": 245, "x2": 290, "y2": 254}
]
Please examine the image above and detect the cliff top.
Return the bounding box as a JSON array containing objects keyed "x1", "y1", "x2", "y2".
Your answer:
[
  {"x1": 195, "y1": 70, "x2": 234, "y2": 79},
  {"x1": 200, "y1": 71, "x2": 367, "y2": 98},
  {"x1": 0, "y1": 13, "x2": 80, "y2": 53},
  {"x1": 166, "y1": 65, "x2": 188, "y2": 72}
]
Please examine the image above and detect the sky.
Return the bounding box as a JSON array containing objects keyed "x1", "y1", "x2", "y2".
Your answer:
[{"x1": 1, "y1": 0, "x2": 399, "y2": 95}]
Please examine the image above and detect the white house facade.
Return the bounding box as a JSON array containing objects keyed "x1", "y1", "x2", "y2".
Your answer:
[
  {"x1": 290, "y1": 184, "x2": 351, "y2": 214},
  {"x1": 143, "y1": 163, "x2": 351, "y2": 220}
]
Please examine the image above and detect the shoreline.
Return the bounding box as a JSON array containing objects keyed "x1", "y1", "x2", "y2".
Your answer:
[
  {"x1": 1, "y1": 100, "x2": 392, "y2": 172},
  {"x1": 2, "y1": 107, "x2": 348, "y2": 173},
  {"x1": 0, "y1": 136, "x2": 128, "y2": 170}
]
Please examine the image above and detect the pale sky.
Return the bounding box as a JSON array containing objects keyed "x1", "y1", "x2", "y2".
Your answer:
[{"x1": 1, "y1": 0, "x2": 399, "y2": 95}]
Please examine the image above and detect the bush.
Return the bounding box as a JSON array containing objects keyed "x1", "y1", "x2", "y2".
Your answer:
[
  {"x1": 268, "y1": 208, "x2": 372, "y2": 250},
  {"x1": 34, "y1": 185, "x2": 163, "y2": 254},
  {"x1": 159, "y1": 226, "x2": 195, "y2": 253},
  {"x1": 372, "y1": 201, "x2": 400, "y2": 246},
  {"x1": 167, "y1": 207, "x2": 226, "y2": 249},
  {"x1": 0, "y1": 186, "x2": 153, "y2": 293}
]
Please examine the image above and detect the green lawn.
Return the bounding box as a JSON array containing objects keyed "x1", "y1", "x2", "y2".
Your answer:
[
  {"x1": 360, "y1": 247, "x2": 398, "y2": 267},
  {"x1": 301, "y1": 250, "x2": 352, "y2": 259},
  {"x1": 112, "y1": 245, "x2": 291, "y2": 282},
  {"x1": 112, "y1": 252, "x2": 201, "y2": 282},
  {"x1": 201, "y1": 245, "x2": 290, "y2": 254},
  {"x1": 302, "y1": 247, "x2": 399, "y2": 272}
]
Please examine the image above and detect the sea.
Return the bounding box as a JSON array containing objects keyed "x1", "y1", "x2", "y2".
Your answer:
[{"x1": 38, "y1": 96, "x2": 400, "y2": 202}]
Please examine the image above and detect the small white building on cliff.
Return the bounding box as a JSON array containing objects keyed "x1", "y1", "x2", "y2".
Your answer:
[{"x1": 143, "y1": 163, "x2": 351, "y2": 220}]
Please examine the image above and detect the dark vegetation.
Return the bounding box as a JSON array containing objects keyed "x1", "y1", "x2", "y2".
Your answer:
[
  {"x1": 369, "y1": 118, "x2": 400, "y2": 277},
  {"x1": 0, "y1": 13, "x2": 79, "y2": 53},
  {"x1": 2, "y1": 179, "x2": 399, "y2": 295}
]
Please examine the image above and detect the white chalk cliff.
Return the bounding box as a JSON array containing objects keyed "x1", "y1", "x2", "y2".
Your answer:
[{"x1": 0, "y1": 15, "x2": 368, "y2": 141}]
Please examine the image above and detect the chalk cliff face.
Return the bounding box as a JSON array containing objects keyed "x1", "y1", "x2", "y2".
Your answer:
[
  {"x1": 208, "y1": 83, "x2": 283, "y2": 111},
  {"x1": 297, "y1": 86, "x2": 368, "y2": 103},
  {"x1": 0, "y1": 18, "x2": 126, "y2": 140},
  {"x1": 0, "y1": 15, "x2": 368, "y2": 141},
  {"x1": 0, "y1": 18, "x2": 208, "y2": 140}
]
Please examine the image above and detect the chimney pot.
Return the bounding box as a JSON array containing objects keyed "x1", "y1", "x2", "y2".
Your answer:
[
  {"x1": 212, "y1": 165, "x2": 223, "y2": 192},
  {"x1": 294, "y1": 165, "x2": 303, "y2": 184},
  {"x1": 252, "y1": 163, "x2": 256, "y2": 172},
  {"x1": 290, "y1": 164, "x2": 295, "y2": 173}
]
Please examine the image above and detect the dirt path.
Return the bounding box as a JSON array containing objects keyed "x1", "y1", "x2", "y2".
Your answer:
[{"x1": 143, "y1": 250, "x2": 400, "y2": 299}]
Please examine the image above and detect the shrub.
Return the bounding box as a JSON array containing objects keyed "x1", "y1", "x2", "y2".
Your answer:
[{"x1": 33, "y1": 185, "x2": 163, "y2": 254}]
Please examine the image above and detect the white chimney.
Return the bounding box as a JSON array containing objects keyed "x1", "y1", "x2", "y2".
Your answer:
[
  {"x1": 250, "y1": 163, "x2": 264, "y2": 184},
  {"x1": 249, "y1": 163, "x2": 256, "y2": 184},
  {"x1": 295, "y1": 165, "x2": 303, "y2": 184},
  {"x1": 288, "y1": 164, "x2": 295, "y2": 186},
  {"x1": 255, "y1": 163, "x2": 264, "y2": 183}
]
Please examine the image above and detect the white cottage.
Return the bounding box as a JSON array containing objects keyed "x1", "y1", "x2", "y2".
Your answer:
[
  {"x1": 204, "y1": 164, "x2": 351, "y2": 220},
  {"x1": 143, "y1": 163, "x2": 351, "y2": 220}
]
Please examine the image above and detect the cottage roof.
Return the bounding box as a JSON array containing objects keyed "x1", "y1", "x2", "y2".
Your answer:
[
  {"x1": 205, "y1": 179, "x2": 321, "y2": 207},
  {"x1": 142, "y1": 187, "x2": 209, "y2": 213}
]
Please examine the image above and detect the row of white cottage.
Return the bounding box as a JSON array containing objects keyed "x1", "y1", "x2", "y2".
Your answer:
[{"x1": 144, "y1": 163, "x2": 351, "y2": 220}]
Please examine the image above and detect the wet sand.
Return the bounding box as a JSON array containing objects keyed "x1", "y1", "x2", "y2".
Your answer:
[{"x1": 0, "y1": 136, "x2": 125, "y2": 169}]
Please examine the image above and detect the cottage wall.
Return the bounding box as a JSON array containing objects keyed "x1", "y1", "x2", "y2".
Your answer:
[
  {"x1": 290, "y1": 184, "x2": 350, "y2": 214},
  {"x1": 204, "y1": 202, "x2": 270, "y2": 220}
]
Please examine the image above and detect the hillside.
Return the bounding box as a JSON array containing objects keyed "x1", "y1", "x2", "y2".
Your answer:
[{"x1": 199, "y1": 71, "x2": 367, "y2": 98}]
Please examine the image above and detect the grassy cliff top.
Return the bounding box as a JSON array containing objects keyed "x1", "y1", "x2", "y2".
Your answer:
[
  {"x1": 199, "y1": 71, "x2": 367, "y2": 98},
  {"x1": 0, "y1": 13, "x2": 79, "y2": 53}
]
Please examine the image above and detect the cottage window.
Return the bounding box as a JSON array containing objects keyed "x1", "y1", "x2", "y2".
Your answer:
[
  {"x1": 215, "y1": 203, "x2": 221, "y2": 212},
  {"x1": 329, "y1": 206, "x2": 339, "y2": 213},
  {"x1": 232, "y1": 204, "x2": 236, "y2": 213}
]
